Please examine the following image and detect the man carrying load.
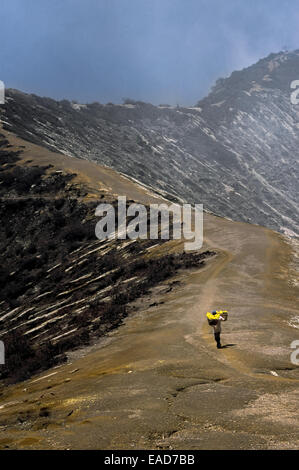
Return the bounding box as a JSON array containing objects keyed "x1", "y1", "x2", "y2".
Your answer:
[{"x1": 206, "y1": 310, "x2": 228, "y2": 349}]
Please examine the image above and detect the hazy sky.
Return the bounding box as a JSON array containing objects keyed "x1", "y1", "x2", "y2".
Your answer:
[{"x1": 1, "y1": 0, "x2": 299, "y2": 105}]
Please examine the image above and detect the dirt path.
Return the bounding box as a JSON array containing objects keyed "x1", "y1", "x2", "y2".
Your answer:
[{"x1": 0, "y1": 213, "x2": 298, "y2": 450}]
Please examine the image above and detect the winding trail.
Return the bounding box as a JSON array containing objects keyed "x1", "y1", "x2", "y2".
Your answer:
[{"x1": 0, "y1": 212, "x2": 298, "y2": 450}]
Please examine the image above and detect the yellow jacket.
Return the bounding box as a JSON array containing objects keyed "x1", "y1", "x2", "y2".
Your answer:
[{"x1": 206, "y1": 310, "x2": 228, "y2": 321}]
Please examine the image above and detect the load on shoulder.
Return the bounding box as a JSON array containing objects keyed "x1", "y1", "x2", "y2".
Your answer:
[{"x1": 206, "y1": 310, "x2": 228, "y2": 325}]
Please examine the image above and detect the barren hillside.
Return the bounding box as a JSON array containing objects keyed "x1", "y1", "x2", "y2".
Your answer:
[{"x1": 0, "y1": 130, "x2": 298, "y2": 450}]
